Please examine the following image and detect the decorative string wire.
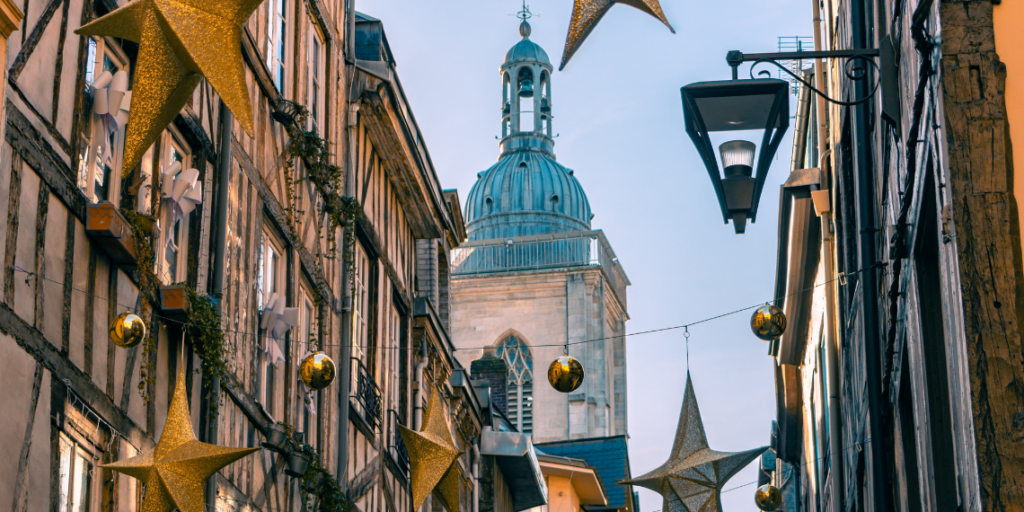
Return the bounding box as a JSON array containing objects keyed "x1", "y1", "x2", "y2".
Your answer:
[{"x1": 10, "y1": 263, "x2": 873, "y2": 353}]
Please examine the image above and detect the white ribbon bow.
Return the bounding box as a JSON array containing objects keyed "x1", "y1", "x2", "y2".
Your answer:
[
  {"x1": 160, "y1": 161, "x2": 203, "y2": 220},
  {"x1": 260, "y1": 293, "x2": 298, "y2": 365},
  {"x1": 91, "y1": 70, "x2": 131, "y2": 163}
]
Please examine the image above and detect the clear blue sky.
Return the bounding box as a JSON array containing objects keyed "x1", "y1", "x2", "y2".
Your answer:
[{"x1": 354, "y1": 0, "x2": 812, "y2": 509}]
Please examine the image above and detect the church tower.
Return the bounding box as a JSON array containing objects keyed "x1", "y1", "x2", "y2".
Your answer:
[{"x1": 450, "y1": 14, "x2": 630, "y2": 443}]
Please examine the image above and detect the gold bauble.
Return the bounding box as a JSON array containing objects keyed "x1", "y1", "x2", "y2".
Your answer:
[
  {"x1": 299, "y1": 352, "x2": 336, "y2": 390},
  {"x1": 109, "y1": 311, "x2": 146, "y2": 348},
  {"x1": 547, "y1": 356, "x2": 585, "y2": 393},
  {"x1": 754, "y1": 484, "x2": 783, "y2": 510},
  {"x1": 751, "y1": 304, "x2": 787, "y2": 341}
]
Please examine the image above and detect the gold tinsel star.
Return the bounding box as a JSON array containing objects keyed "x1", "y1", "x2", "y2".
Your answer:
[
  {"x1": 102, "y1": 368, "x2": 258, "y2": 512},
  {"x1": 560, "y1": 0, "x2": 675, "y2": 70},
  {"x1": 619, "y1": 373, "x2": 767, "y2": 512},
  {"x1": 399, "y1": 392, "x2": 464, "y2": 512},
  {"x1": 75, "y1": 0, "x2": 261, "y2": 175}
]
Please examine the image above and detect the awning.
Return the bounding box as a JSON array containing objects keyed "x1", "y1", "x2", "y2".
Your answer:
[{"x1": 481, "y1": 428, "x2": 548, "y2": 511}]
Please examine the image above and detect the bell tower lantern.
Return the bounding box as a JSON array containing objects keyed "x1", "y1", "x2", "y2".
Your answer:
[{"x1": 500, "y1": 6, "x2": 554, "y2": 157}]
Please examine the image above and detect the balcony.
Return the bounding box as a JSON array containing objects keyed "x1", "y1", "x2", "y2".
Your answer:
[
  {"x1": 451, "y1": 230, "x2": 630, "y2": 309},
  {"x1": 388, "y1": 409, "x2": 410, "y2": 475},
  {"x1": 351, "y1": 358, "x2": 382, "y2": 431}
]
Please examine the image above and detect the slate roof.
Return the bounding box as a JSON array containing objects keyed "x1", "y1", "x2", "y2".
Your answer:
[{"x1": 535, "y1": 435, "x2": 632, "y2": 511}]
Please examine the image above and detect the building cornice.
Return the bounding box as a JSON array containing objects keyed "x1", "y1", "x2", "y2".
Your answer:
[{"x1": 0, "y1": 0, "x2": 23, "y2": 40}]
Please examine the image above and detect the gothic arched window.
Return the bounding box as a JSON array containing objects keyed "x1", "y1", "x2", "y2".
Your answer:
[{"x1": 496, "y1": 335, "x2": 533, "y2": 434}]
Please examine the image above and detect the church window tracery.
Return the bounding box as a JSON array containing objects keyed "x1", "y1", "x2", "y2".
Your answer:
[{"x1": 496, "y1": 335, "x2": 533, "y2": 434}]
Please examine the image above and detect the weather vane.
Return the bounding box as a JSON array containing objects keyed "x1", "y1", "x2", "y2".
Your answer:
[{"x1": 509, "y1": 0, "x2": 540, "y2": 22}]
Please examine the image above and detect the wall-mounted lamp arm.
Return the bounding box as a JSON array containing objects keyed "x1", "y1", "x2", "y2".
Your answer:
[{"x1": 726, "y1": 49, "x2": 884, "y2": 106}]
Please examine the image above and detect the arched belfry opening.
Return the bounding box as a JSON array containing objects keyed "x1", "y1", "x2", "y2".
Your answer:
[{"x1": 495, "y1": 333, "x2": 534, "y2": 434}]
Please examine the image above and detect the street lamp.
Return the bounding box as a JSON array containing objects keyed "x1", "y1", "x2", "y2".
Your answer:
[{"x1": 681, "y1": 78, "x2": 790, "y2": 233}]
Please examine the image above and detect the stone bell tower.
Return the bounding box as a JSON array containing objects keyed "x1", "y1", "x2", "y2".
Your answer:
[{"x1": 450, "y1": 11, "x2": 631, "y2": 443}]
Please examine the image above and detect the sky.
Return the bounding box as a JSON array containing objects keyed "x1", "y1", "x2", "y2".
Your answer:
[{"x1": 354, "y1": 0, "x2": 812, "y2": 510}]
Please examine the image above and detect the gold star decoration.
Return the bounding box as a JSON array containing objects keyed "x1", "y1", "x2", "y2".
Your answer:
[
  {"x1": 399, "y1": 391, "x2": 464, "y2": 512},
  {"x1": 560, "y1": 0, "x2": 675, "y2": 70},
  {"x1": 619, "y1": 373, "x2": 767, "y2": 512},
  {"x1": 102, "y1": 368, "x2": 258, "y2": 512},
  {"x1": 75, "y1": 0, "x2": 261, "y2": 176}
]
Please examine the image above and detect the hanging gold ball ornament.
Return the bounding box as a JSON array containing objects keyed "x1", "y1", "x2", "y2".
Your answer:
[
  {"x1": 300, "y1": 352, "x2": 337, "y2": 390},
  {"x1": 750, "y1": 304, "x2": 787, "y2": 341},
  {"x1": 754, "y1": 484, "x2": 783, "y2": 511},
  {"x1": 109, "y1": 311, "x2": 146, "y2": 348},
  {"x1": 547, "y1": 355, "x2": 585, "y2": 393}
]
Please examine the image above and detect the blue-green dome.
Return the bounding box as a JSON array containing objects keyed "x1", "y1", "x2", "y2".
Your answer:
[
  {"x1": 504, "y1": 37, "x2": 549, "y2": 65},
  {"x1": 465, "y1": 151, "x2": 592, "y2": 241}
]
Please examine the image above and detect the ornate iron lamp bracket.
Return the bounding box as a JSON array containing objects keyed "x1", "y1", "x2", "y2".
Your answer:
[{"x1": 726, "y1": 49, "x2": 882, "y2": 106}]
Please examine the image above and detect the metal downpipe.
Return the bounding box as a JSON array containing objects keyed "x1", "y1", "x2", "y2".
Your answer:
[{"x1": 205, "y1": 100, "x2": 233, "y2": 512}]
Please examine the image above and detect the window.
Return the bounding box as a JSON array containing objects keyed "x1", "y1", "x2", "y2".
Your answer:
[
  {"x1": 307, "y1": 26, "x2": 325, "y2": 133},
  {"x1": 299, "y1": 288, "x2": 318, "y2": 447},
  {"x1": 57, "y1": 433, "x2": 96, "y2": 512},
  {"x1": 352, "y1": 242, "x2": 371, "y2": 366},
  {"x1": 258, "y1": 231, "x2": 285, "y2": 414},
  {"x1": 496, "y1": 335, "x2": 533, "y2": 434},
  {"x1": 77, "y1": 36, "x2": 129, "y2": 204},
  {"x1": 156, "y1": 130, "x2": 193, "y2": 284},
  {"x1": 266, "y1": 0, "x2": 287, "y2": 92}
]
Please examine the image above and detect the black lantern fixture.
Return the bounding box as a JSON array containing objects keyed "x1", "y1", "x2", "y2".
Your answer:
[{"x1": 681, "y1": 78, "x2": 790, "y2": 234}]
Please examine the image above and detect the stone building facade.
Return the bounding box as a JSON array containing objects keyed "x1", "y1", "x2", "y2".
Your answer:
[
  {"x1": 449, "y1": 19, "x2": 630, "y2": 446},
  {"x1": 763, "y1": 0, "x2": 1024, "y2": 510}
]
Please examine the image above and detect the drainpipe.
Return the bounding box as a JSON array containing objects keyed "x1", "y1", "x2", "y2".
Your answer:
[
  {"x1": 337, "y1": 100, "x2": 360, "y2": 486},
  {"x1": 811, "y1": 0, "x2": 844, "y2": 507},
  {"x1": 850, "y1": 0, "x2": 892, "y2": 510},
  {"x1": 414, "y1": 338, "x2": 428, "y2": 429},
  {"x1": 205, "y1": 101, "x2": 233, "y2": 512},
  {"x1": 471, "y1": 441, "x2": 480, "y2": 512}
]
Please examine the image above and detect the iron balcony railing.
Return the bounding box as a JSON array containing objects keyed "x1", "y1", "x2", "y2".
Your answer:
[
  {"x1": 451, "y1": 230, "x2": 630, "y2": 309},
  {"x1": 388, "y1": 409, "x2": 411, "y2": 474},
  {"x1": 351, "y1": 358, "x2": 382, "y2": 431}
]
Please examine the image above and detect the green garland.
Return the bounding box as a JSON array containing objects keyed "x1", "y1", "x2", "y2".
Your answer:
[
  {"x1": 280, "y1": 105, "x2": 363, "y2": 297},
  {"x1": 121, "y1": 208, "x2": 160, "y2": 402},
  {"x1": 184, "y1": 287, "x2": 231, "y2": 414},
  {"x1": 300, "y1": 444, "x2": 350, "y2": 512}
]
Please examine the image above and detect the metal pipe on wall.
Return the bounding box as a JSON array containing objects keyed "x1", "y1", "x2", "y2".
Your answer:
[
  {"x1": 471, "y1": 441, "x2": 481, "y2": 512},
  {"x1": 337, "y1": 100, "x2": 360, "y2": 486},
  {"x1": 205, "y1": 100, "x2": 233, "y2": 512},
  {"x1": 850, "y1": 0, "x2": 893, "y2": 509},
  {"x1": 811, "y1": 0, "x2": 845, "y2": 506}
]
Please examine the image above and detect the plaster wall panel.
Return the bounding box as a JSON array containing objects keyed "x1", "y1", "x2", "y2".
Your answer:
[
  {"x1": 13, "y1": 168, "x2": 39, "y2": 323},
  {"x1": 113, "y1": 268, "x2": 138, "y2": 406},
  {"x1": 90, "y1": 256, "x2": 109, "y2": 392},
  {"x1": 41, "y1": 193, "x2": 66, "y2": 346},
  {"x1": 26, "y1": 370, "x2": 51, "y2": 512},
  {"x1": 117, "y1": 440, "x2": 140, "y2": 512},
  {"x1": 0, "y1": 333, "x2": 39, "y2": 511},
  {"x1": 68, "y1": 219, "x2": 87, "y2": 369},
  {"x1": 15, "y1": 6, "x2": 61, "y2": 124},
  {"x1": 54, "y1": 0, "x2": 83, "y2": 139}
]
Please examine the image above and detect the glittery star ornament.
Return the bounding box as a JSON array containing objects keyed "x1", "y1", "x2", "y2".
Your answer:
[
  {"x1": 399, "y1": 392, "x2": 464, "y2": 512},
  {"x1": 75, "y1": 0, "x2": 261, "y2": 176},
  {"x1": 102, "y1": 368, "x2": 258, "y2": 512},
  {"x1": 560, "y1": 0, "x2": 675, "y2": 70},
  {"x1": 619, "y1": 373, "x2": 767, "y2": 512}
]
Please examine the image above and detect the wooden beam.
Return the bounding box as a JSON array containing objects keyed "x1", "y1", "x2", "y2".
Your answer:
[{"x1": 0, "y1": 301, "x2": 153, "y2": 449}]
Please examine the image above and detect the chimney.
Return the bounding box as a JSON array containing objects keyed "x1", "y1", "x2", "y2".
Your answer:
[{"x1": 471, "y1": 348, "x2": 508, "y2": 416}]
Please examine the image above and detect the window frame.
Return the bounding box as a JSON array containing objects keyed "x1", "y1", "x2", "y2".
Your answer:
[
  {"x1": 306, "y1": 23, "x2": 326, "y2": 134},
  {"x1": 56, "y1": 431, "x2": 99, "y2": 512},
  {"x1": 299, "y1": 284, "x2": 318, "y2": 448},
  {"x1": 77, "y1": 35, "x2": 130, "y2": 206},
  {"x1": 257, "y1": 228, "x2": 287, "y2": 416},
  {"x1": 266, "y1": 0, "x2": 289, "y2": 93},
  {"x1": 155, "y1": 127, "x2": 194, "y2": 285}
]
